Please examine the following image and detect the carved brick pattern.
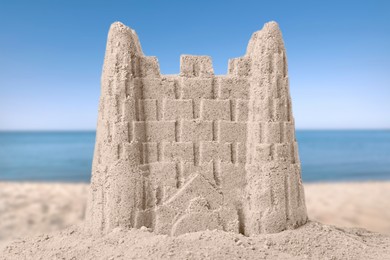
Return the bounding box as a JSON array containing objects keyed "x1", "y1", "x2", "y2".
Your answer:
[{"x1": 88, "y1": 22, "x2": 307, "y2": 236}]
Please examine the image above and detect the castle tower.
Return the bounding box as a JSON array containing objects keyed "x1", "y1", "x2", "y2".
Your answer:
[{"x1": 86, "y1": 21, "x2": 307, "y2": 235}]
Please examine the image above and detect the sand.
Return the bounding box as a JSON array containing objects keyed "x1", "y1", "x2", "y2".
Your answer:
[
  {"x1": 305, "y1": 182, "x2": 390, "y2": 234},
  {"x1": 2, "y1": 221, "x2": 390, "y2": 260},
  {"x1": 0, "y1": 182, "x2": 87, "y2": 248},
  {"x1": 1, "y1": 181, "x2": 390, "y2": 259}
]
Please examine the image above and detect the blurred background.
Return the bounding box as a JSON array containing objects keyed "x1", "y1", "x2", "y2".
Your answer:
[{"x1": 0, "y1": 0, "x2": 389, "y2": 246}]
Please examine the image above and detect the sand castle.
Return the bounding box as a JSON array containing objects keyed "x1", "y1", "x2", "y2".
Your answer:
[{"x1": 86, "y1": 21, "x2": 308, "y2": 236}]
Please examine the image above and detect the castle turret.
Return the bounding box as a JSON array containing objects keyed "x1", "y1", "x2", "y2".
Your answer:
[
  {"x1": 243, "y1": 22, "x2": 307, "y2": 235},
  {"x1": 86, "y1": 22, "x2": 158, "y2": 232}
]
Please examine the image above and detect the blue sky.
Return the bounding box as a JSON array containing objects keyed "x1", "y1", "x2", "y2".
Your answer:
[{"x1": 0, "y1": 0, "x2": 389, "y2": 130}]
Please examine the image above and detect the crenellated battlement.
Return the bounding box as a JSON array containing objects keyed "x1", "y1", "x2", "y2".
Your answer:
[{"x1": 87, "y1": 21, "x2": 307, "y2": 236}]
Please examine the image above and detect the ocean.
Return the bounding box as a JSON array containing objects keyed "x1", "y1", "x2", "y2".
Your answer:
[{"x1": 0, "y1": 131, "x2": 389, "y2": 183}]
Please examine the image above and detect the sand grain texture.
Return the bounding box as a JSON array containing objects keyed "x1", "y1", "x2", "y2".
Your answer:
[{"x1": 2, "y1": 221, "x2": 390, "y2": 260}]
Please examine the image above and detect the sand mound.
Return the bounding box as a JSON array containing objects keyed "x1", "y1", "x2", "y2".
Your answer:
[{"x1": 2, "y1": 221, "x2": 389, "y2": 260}]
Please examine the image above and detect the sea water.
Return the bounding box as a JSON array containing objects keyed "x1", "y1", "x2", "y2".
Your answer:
[
  {"x1": 0, "y1": 131, "x2": 389, "y2": 183},
  {"x1": 0, "y1": 132, "x2": 95, "y2": 182}
]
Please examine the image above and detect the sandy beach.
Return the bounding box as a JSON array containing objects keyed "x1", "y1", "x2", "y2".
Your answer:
[
  {"x1": 305, "y1": 181, "x2": 390, "y2": 234},
  {"x1": 1, "y1": 181, "x2": 390, "y2": 257},
  {"x1": 2, "y1": 181, "x2": 390, "y2": 241},
  {"x1": 0, "y1": 182, "x2": 88, "y2": 249}
]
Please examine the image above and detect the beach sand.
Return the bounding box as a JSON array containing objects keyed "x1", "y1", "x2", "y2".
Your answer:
[
  {"x1": 0, "y1": 182, "x2": 88, "y2": 249},
  {"x1": 305, "y1": 182, "x2": 390, "y2": 234},
  {"x1": 1, "y1": 181, "x2": 389, "y2": 259}
]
